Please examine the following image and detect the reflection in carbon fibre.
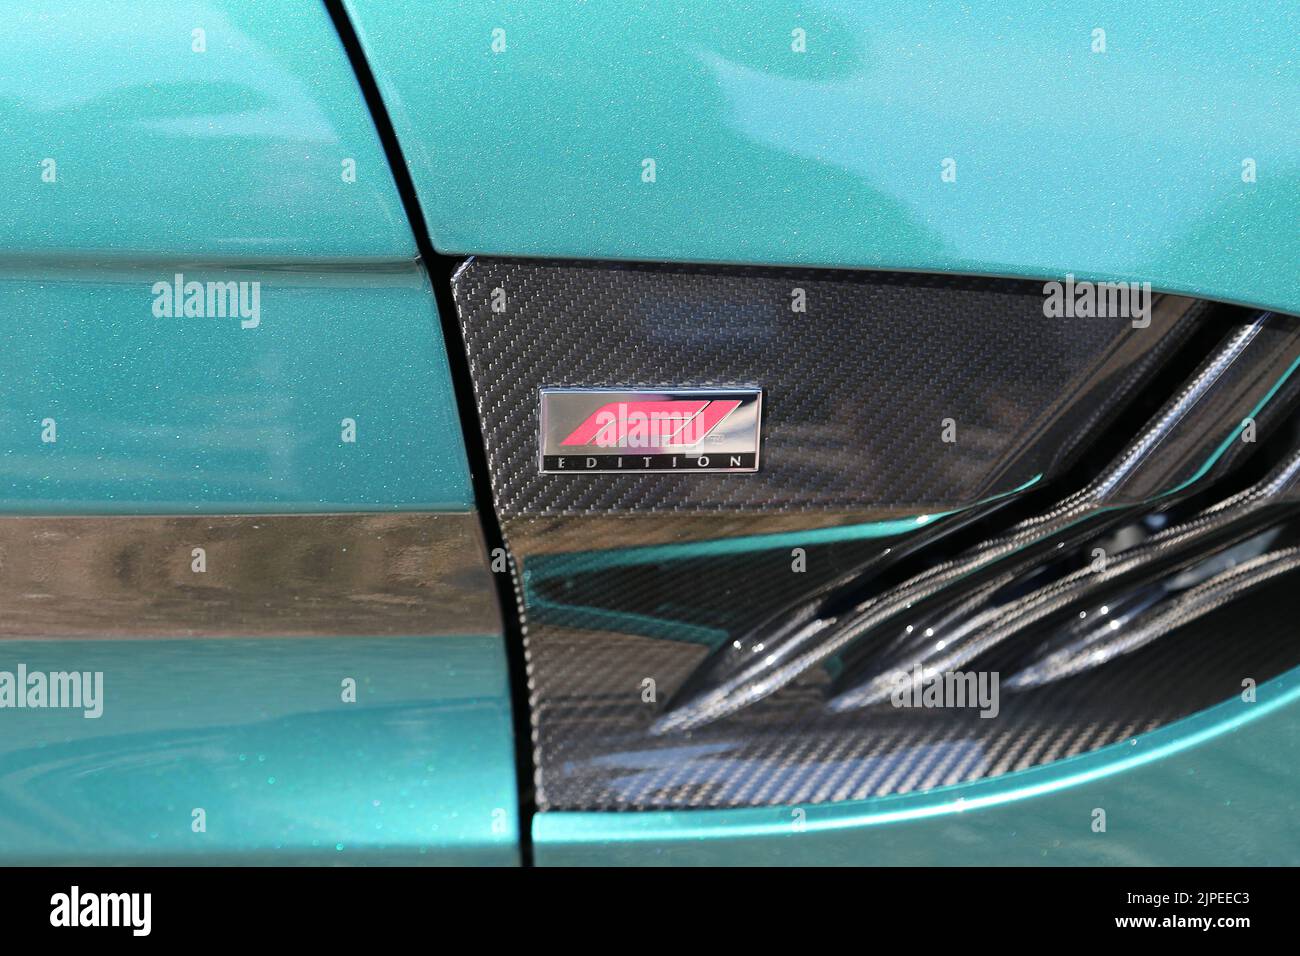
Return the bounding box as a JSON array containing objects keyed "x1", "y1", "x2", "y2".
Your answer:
[
  {"x1": 452, "y1": 256, "x2": 1300, "y2": 810},
  {"x1": 1008, "y1": 542, "x2": 1300, "y2": 689},
  {"x1": 829, "y1": 435, "x2": 1300, "y2": 710},
  {"x1": 527, "y1": 582, "x2": 1300, "y2": 807},
  {"x1": 660, "y1": 313, "x2": 1300, "y2": 731}
]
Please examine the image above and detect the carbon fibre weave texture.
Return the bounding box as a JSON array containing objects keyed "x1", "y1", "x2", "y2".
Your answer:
[
  {"x1": 452, "y1": 258, "x2": 1191, "y2": 519},
  {"x1": 519, "y1": 524, "x2": 1300, "y2": 809},
  {"x1": 526, "y1": 607, "x2": 1299, "y2": 809},
  {"x1": 448, "y1": 256, "x2": 1294, "y2": 811}
]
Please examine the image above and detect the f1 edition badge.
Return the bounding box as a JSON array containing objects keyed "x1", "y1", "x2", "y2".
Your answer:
[{"x1": 539, "y1": 388, "x2": 762, "y2": 473}]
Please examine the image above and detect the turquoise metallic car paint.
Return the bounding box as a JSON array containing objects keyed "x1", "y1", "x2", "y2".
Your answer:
[
  {"x1": 0, "y1": 1, "x2": 411, "y2": 259},
  {"x1": 0, "y1": 4, "x2": 475, "y2": 512},
  {"x1": 0, "y1": 260, "x2": 473, "y2": 512},
  {"x1": 0, "y1": 636, "x2": 518, "y2": 865},
  {"x1": 0, "y1": 3, "x2": 518, "y2": 867},
  {"x1": 344, "y1": 0, "x2": 1300, "y2": 316},
  {"x1": 535, "y1": 664, "x2": 1300, "y2": 865}
]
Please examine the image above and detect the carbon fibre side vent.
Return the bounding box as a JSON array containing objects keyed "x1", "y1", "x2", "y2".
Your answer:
[{"x1": 453, "y1": 258, "x2": 1300, "y2": 810}]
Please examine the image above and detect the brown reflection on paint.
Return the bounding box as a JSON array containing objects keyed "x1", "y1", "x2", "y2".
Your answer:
[{"x1": 0, "y1": 513, "x2": 500, "y2": 639}]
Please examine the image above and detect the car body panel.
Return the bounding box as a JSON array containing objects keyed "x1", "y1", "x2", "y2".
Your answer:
[
  {"x1": 0, "y1": 636, "x2": 518, "y2": 865},
  {"x1": 0, "y1": 1, "x2": 411, "y2": 259},
  {"x1": 0, "y1": 261, "x2": 473, "y2": 513},
  {"x1": 4, "y1": 0, "x2": 1297, "y2": 867},
  {"x1": 343, "y1": 0, "x2": 1300, "y2": 865},
  {"x1": 0, "y1": 2, "x2": 516, "y2": 865},
  {"x1": 535, "y1": 666, "x2": 1300, "y2": 865},
  {"x1": 345, "y1": 0, "x2": 1300, "y2": 316}
]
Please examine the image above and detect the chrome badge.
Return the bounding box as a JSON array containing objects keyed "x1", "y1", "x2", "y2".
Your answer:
[{"x1": 539, "y1": 388, "x2": 762, "y2": 473}]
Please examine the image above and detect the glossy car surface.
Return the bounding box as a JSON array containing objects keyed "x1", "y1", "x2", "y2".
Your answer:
[{"x1": 1, "y1": 1, "x2": 1296, "y2": 866}]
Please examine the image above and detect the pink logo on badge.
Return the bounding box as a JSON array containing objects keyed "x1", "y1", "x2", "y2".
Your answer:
[
  {"x1": 561, "y1": 399, "x2": 741, "y2": 448},
  {"x1": 539, "y1": 388, "x2": 761, "y2": 473}
]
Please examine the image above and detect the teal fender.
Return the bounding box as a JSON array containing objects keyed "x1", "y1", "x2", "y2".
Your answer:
[
  {"x1": 0, "y1": 637, "x2": 517, "y2": 865},
  {"x1": 343, "y1": 0, "x2": 1300, "y2": 864},
  {"x1": 346, "y1": 0, "x2": 1300, "y2": 317},
  {"x1": 0, "y1": 2, "x2": 517, "y2": 864}
]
